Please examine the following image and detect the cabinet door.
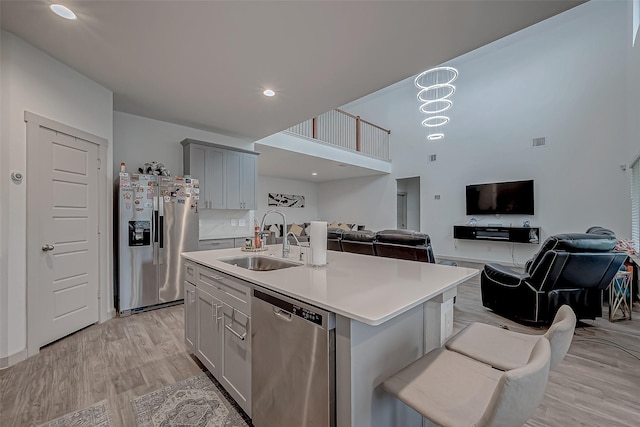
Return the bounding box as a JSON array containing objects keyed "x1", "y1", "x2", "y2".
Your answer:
[
  {"x1": 206, "y1": 147, "x2": 226, "y2": 209},
  {"x1": 184, "y1": 281, "x2": 197, "y2": 352},
  {"x1": 240, "y1": 154, "x2": 257, "y2": 210},
  {"x1": 196, "y1": 287, "x2": 222, "y2": 376},
  {"x1": 188, "y1": 145, "x2": 207, "y2": 207},
  {"x1": 225, "y1": 151, "x2": 242, "y2": 209},
  {"x1": 220, "y1": 304, "x2": 252, "y2": 416}
]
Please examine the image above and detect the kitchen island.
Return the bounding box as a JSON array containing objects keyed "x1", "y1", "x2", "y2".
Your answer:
[{"x1": 182, "y1": 245, "x2": 478, "y2": 427}]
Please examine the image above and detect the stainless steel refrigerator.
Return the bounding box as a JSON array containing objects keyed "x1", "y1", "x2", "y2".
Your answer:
[{"x1": 115, "y1": 173, "x2": 199, "y2": 315}]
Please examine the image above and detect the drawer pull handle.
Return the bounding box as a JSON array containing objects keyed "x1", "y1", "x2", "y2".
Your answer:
[{"x1": 225, "y1": 324, "x2": 246, "y2": 341}]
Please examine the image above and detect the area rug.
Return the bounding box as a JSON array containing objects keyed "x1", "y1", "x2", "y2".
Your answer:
[
  {"x1": 132, "y1": 373, "x2": 251, "y2": 427},
  {"x1": 37, "y1": 400, "x2": 111, "y2": 427}
]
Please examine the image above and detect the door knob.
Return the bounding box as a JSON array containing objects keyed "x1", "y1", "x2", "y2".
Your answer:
[{"x1": 42, "y1": 244, "x2": 55, "y2": 252}]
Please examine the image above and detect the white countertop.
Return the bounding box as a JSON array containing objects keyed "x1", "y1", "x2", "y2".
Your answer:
[{"x1": 182, "y1": 245, "x2": 479, "y2": 326}]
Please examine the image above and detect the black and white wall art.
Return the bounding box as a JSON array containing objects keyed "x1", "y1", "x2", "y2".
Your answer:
[{"x1": 268, "y1": 193, "x2": 305, "y2": 208}]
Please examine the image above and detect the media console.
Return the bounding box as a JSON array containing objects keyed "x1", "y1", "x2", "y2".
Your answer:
[{"x1": 453, "y1": 225, "x2": 540, "y2": 244}]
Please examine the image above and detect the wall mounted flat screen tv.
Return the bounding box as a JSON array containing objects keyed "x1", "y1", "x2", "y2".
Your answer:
[{"x1": 466, "y1": 180, "x2": 534, "y2": 215}]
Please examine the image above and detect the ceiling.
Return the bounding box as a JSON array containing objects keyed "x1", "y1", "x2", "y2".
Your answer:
[
  {"x1": 1, "y1": 1, "x2": 584, "y2": 143},
  {"x1": 255, "y1": 143, "x2": 388, "y2": 183}
]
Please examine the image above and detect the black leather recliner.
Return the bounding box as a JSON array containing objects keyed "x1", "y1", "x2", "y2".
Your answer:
[{"x1": 481, "y1": 233, "x2": 627, "y2": 324}]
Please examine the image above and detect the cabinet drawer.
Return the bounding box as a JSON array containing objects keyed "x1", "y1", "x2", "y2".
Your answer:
[
  {"x1": 184, "y1": 261, "x2": 197, "y2": 284},
  {"x1": 199, "y1": 239, "x2": 234, "y2": 251},
  {"x1": 196, "y1": 266, "x2": 252, "y2": 313}
]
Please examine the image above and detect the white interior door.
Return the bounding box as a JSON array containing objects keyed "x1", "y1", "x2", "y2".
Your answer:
[
  {"x1": 34, "y1": 127, "x2": 99, "y2": 347},
  {"x1": 397, "y1": 193, "x2": 407, "y2": 229}
]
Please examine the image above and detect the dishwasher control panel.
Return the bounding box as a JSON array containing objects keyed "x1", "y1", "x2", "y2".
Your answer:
[{"x1": 254, "y1": 288, "x2": 324, "y2": 327}]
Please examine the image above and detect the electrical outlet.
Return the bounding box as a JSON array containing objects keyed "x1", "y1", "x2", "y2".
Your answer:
[
  {"x1": 238, "y1": 219, "x2": 246, "y2": 226},
  {"x1": 434, "y1": 194, "x2": 441, "y2": 200}
]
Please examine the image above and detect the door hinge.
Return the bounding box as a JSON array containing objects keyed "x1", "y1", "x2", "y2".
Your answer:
[{"x1": 97, "y1": 158, "x2": 102, "y2": 169}]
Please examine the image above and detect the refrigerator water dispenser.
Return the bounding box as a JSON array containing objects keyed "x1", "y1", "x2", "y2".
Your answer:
[{"x1": 128, "y1": 220, "x2": 151, "y2": 246}]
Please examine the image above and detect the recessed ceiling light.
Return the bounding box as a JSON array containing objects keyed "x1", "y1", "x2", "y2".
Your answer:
[
  {"x1": 312, "y1": 172, "x2": 318, "y2": 176},
  {"x1": 263, "y1": 89, "x2": 275, "y2": 97},
  {"x1": 50, "y1": 4, "x2": 77, "y2": 20}
]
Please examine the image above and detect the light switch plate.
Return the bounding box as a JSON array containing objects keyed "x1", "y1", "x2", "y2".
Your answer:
[{"x1": 231, "y1": 219, "x2": 237, "y2": 227}]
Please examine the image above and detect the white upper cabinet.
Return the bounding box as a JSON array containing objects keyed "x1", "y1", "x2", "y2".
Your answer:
[{"x1": 182, "y1": 139, "x2": 259, "y2": 210}]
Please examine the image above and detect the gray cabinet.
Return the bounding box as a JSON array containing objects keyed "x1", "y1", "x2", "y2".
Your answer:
[
  {"x1": 184, "y1": 281, "x2": 197, "y2": 353},
  {"x1": 196, "y1": 285, "x2": 223, "y2": 376},
  {"x1": 184, "y1": 262, "x2": 252, "y2": 416},
  {"x1": 225, "y1": 151, "x2": 256, "y2": 210},
  {"x1": 199, "y1": 238, "x2": 235, "y2": 251},
  {"x1": 184, "y1": 143, "x2": 225, "y2": 209},
  {"x1": 198, "y1": 237, "x2": 250, "y2": 251},
  {"x1": 182, "y1": 138, "x2": 258, "y2": 210},
  {"x1": 221, "y1": 302, "x2": 251, "y2": 414},
  {"x1": 205, "y1": 147, "x2": 225, "y2": 209},
  {"x1": 240, "y1": 153, "x2": 257, "y2": 210}
]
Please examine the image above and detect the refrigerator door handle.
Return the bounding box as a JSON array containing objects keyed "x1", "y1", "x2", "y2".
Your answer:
[
  {"x1": 153, "y1": 197, "x2": 159, "y2": 265},
  {"x1": 158, "y1": 198, "x2": 164, "y2": 250}
]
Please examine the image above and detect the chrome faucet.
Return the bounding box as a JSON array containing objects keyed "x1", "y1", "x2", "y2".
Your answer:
[
  {"x1": 285, "y1": 231, "x2": 308, "y2": 262},
  {"x1": 259, "y1": 209, "x2": 288, "y2": 258}
]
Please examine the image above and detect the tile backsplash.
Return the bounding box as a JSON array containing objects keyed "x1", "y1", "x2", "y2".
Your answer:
[{"x1": 199, "y1": 209, "x2": 254, "y2": 240}]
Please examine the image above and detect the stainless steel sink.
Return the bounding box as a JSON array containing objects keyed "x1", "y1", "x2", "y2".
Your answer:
[{"x1": 218, "y1": 255, "x2": 303, "y2": 271}]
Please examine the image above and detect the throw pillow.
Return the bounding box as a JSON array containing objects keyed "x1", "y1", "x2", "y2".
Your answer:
[
  {"x1": 338, "y1": 223, "x2": 351, "y2": 231},
  {"x1": 289, "y1": 223, "x2": 303, "y2": 236},
  {"x1": 329, "y1": 221, "x2": 340, "y2": 228},
  {"x1": 269, "y1": 224, "x2": 280, "y2": 238}
]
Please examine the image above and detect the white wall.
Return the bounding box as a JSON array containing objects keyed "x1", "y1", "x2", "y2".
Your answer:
[
  {"x1": 318, "y1": 175, "x2": 396, "y2": 231},
  {"x1": 256, "y1": 176, "x2": 319, "y2": 228},
  {"x1": 113, "y1": 111, "x2": 253, "y2": 178},
  {"x1": 0, "y1": 31, "x2": 113, "y2": 362},
  {"x1": 335, "y1": 1, "x2": 634, "y2": 265}
]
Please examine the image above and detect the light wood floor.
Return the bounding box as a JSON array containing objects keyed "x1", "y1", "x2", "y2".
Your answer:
[
  {"x1": 0, "y1": 305, "x2": 205, "y2": 427},
  {"x1": 1, "y1": 265, "x2": 639, "y2": 427}
]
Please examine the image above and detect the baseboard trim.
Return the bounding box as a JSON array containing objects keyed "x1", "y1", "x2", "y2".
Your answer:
[
  {"x1": 0, "y1": 347, "x2": 28, "y2": 370},
  {"x1": 101, "y1": 308, "x2": 116, "y2": 324}
]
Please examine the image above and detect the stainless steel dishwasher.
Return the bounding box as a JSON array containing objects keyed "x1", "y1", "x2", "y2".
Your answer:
[{"x1": 252, "y1": 288, "x2": 335, "y2": 427}]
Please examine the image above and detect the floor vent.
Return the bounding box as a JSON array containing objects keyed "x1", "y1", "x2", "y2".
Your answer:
[
  {"x1": 428, "y1": 154, "x2": 437, "y2": 162},
  {"x1": 532, "y1": 137, "x2": 546, "y2": 148}
]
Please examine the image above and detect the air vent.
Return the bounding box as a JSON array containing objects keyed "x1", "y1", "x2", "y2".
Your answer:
[
  {"x1": 532, "y1": 137, "x2": 546, "y2": 148},
  {"x1": 428, "y1": 154, "x2": 437, "y2": 162}
]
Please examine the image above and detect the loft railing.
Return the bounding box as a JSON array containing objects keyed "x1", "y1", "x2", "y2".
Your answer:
[{"x1": 285, "y1": 109, "x2": 391, "y2": 161}]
